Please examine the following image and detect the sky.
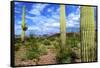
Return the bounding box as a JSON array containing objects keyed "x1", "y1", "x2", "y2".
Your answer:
[{"x1": 14, "y1": 2, "x2": 96, "y2": 36}]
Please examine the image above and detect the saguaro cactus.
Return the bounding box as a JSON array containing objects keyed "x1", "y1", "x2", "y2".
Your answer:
[
  {"x1": 60, "y1": 4, "x2": 66, "y2": 50},
  {"x1": 58, "y1": 4, "x2": 71, "y2": 63},
  {"x1": 21, "y1": 6, "x2": 27, "y2": 43},
  {"x1": 80, "y1": 6, "x2": 96, "y2": 62}
]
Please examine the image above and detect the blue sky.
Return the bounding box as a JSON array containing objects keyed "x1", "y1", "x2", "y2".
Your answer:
[{"x1": 14, "y1": 2, "x2": 94, "y2": 36}]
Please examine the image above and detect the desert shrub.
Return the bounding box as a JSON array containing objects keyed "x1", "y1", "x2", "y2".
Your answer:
[
  {"x1": 71, "y1": 47, "x2": 81, "y2": 61},
  {"x1": 66, "y1": 35, "x2": 80, "y2": 48},
  {"x1": 43, "y1": 39, "x2": 51, "y2": 45},
  {"x1": 26, "y1": 44, "x2": 40, "y2": 60},
  {"x1": 15, "y1": 38, "x2": 21, "y2": 43},
  {"x1": 56, "y1": 47, "x2": 71, "y2": 63},
  {"x1": 54, "y1": 33, "x2": 80, "y2": 63},
  {"x1": 46, "y1": 44, "x2": 55, "y2": 49},
  {"x1": 53, "y1": 41, "x2": 71, "y2": 63},
  {"x1": 25, "y1": 39, "x2": 41, "y2": 60},
  {"x1": 39, "y1": 44, "x2": 48, "y2": 55},
  {"x1": 49, "y1": 37, "x2": 55, "y2": 41},
  {"x1": 26, "y1": 50, "x2": 40, "y2": 60},
  {"x1": 15, "y1": 44, "x2": 21, "y2": 51},
  {"x1": 53, "y1": 41, "x2": 60, "y2": 49},
  {"x1": 25, "y1": 40, "x2": 48, "y2": 60}
]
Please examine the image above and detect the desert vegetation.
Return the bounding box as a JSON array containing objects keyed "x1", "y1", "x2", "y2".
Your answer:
[
  {"x1": 15, "y1": 32, "x2": 81, "y2": 66},
  {"x1": 14, "y1": 3, "x2": 97, "y2": 66}
]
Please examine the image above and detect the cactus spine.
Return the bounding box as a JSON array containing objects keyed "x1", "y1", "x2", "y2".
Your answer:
[
  {"x1": 80, "y1": 6, "x2": 96, "y2": 62},
  {"x1": 21, "y1": 6, "x2": 27, "y2": 43}
]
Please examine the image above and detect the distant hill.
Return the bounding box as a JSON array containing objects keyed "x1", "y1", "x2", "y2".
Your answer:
[
  {"x1": 15, "y1": 32, "x2": 80, "y2": 39},
  {"x1": 47, "y1": 32, "x2": 80, "y2": 38}
]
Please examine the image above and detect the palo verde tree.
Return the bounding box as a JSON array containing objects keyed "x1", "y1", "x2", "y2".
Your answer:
[{"x1": 80, "y1": 6, "x2": 96, "y2": 62}]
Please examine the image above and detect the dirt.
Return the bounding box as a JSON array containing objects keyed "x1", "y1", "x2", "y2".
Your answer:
[
  {"x1": 15, "y1": 47, "x2": 57, "y2": 66},
  {"x1": 15, "y1": 46, "x2": 81, "y2": 66},
  {"x1": 15, "y1": 46, "x2": 36, "y2": 66},
  {"x1": 38, "y1": 49, "x2": 57, "y2": 65}
]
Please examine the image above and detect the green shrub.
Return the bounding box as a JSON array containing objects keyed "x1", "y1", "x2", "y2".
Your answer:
[
  {"x1": 54, "y1": 41, "x2": 72, "y2": 63},
  {"x1": 15, "y1": 38, "x2": 21, "y2": 43},
  {"x1": 26, "y1": 50, "x2": 40, "y2": 60},
  {"x1": 56, "y1": 47, "x2": 71, "y2": 63},
  {"x1": 26, "y1": 42, "x2": 40, "y2": 60},
  {"x1": 15, "y1": 44, "x2": 21, "y2": 51},
  {"x1": 39, "y1": 44, "x2": 48, "y2": 55},
  {"x1": 43, "y1": 39, "x2": 51, "y2": 45},
  {"x1": 53, "y1": 41, "x2": 60, "y2": 49},
  {"x1": 49, "y1": 37, "x2": 55, "y2": 41}
]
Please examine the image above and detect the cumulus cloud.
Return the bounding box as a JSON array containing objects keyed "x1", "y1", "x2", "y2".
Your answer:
[
  {"x1": 15, "y1": 24, "x2": 22, "y2": 35},
  {"x1": 28, "y1": 25, "x2": 40, "y2": 31},
  {"x1": 26, "y1": 15, "x2": 60, "y2": 35},
  {"x1": 29, "y1": 3, "x2": 49, "y2": 16},
  {"x1": 25, "y1": 5, "x2": 80, "y2": 35},
  {"x1": 15, "y1": 2, "x2": 80, "y2": 35},
  {"x1": 66, "y1": 6, "x2": 80, "y2": 28}
]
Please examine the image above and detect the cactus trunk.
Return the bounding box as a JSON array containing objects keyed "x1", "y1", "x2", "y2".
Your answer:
[
  {"x1": 60, "y1": 4, "x2": 66, "y2": 52},
  {"x1": 21, "y1": 6, "x2": 26, "y2": 43},
  {"x1": 80, "y1": 6, "x2": 96, "y2": 62}
]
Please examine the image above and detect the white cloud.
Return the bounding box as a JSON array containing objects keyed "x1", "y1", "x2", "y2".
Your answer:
[
  {"x1": 17, "y1": 21, "x2": 21, "y2": 25},
  {"x1": 28, "y1": 25, "x2": 40, "y2": 31},
  {"x1": 15, "y1": 5, "x2": 80, "y2": 35},
  {"x1": 66, "y1": 7, "x2": 80, "y2": 28},
  {"x1": 47, "y1": 8, "x2": 52, "y2": 12},
  {"x1": 44, "y1": 22, "x2": 59, "y2": 28},
  {"x1": 48, "y1": 7, "x2": 60, "y2": 20},
  {"x1": 29, "y1": 9, "x2": 41, "y2": 16},
  {"x1": 15, "y1": 10, "x2": 21, "y2": 14},
  {"x1": 29, "y1": 4, "x2": 49, "y2": 16},
  {"x1": 15, "y1": 24, "x2": 21, "y2": 30},
  {"x1": 15, "y1": 24, "x2": 22, "y2": 35},
  {"x1": 26, "y1": 13, "x2": 60, "y2": 35}
]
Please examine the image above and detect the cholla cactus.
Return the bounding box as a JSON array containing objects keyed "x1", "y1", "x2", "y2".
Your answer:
[
  {"x1": 80, "y1": 6, "x2": 96, "y2": 62},
  {"x1": 21, "y1": 6, "x2": 27, "y2": 43}
]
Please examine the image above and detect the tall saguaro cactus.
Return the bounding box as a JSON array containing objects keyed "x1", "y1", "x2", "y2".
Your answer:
[
  {"x1": 58, "y1": 4, "x2": 70, "y2": 63},
  {"x1": 80, "y1": 6, "x2": 96, "y2": 62},
  {"x1": 60, "y1": 4, "x2": 66, "y2": 50},
  {"x1": 21, "y1": 6, "x2": 27, "y2": 43}
]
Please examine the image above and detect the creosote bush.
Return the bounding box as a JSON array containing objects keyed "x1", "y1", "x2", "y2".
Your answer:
[
  {"x1": 43, "y1": 39, "x2": 51, "y2": 45},
  {"x1": 15, "y1": 44, "x2": 21, "y2": 51},
  {"x1": 39, "y1": 44, "x2": 48, "y2": 55},
  {"x1": 26, "y1": 43, "x2": 40, "y2": 60},
  {"x1": 56, "y1": 44, "x2": 71, "y2": 63}
]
